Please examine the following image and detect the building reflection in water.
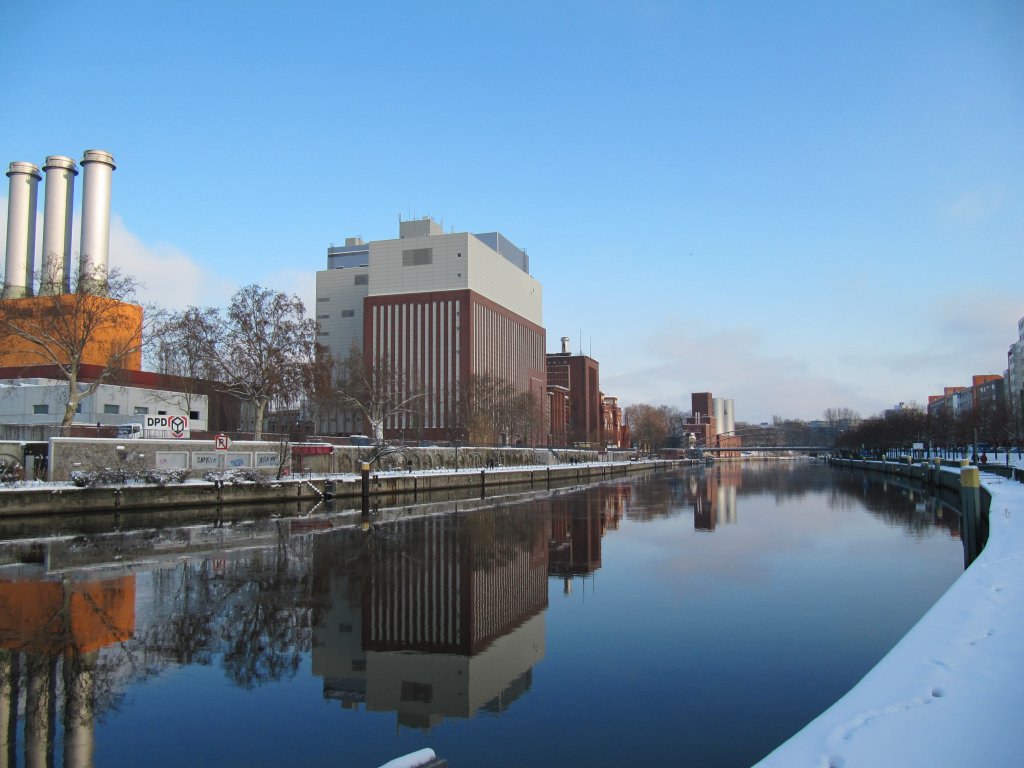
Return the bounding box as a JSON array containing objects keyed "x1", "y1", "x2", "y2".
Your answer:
[
  {"x1": 0, "y1": 575, "x2": 135, "y2": 768},
  {"x1": 312, "y1": 505, "x2": 549, "y2": 730},
  {"x1": 687, "y1": 464, "x2": 742, "y2": 531},
  {"x1": 548, "y1": 486, "x2": 626, "y2": 593}
]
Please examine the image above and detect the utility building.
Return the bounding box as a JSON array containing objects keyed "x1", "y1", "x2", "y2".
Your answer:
[{"x1": 316, "y1": 217, "x2": 546, "y2": 442}]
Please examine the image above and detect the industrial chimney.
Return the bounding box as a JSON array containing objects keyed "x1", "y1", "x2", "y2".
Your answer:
[
  {"x1": 78, "y1": 149, "x2": 116, "y2": 289},
  {"x1": 713, "y1": 398, "x2": 725, "y2": 436},
  {"x1": 3, "y1": 161, "x2": 42, "y2": 299},
  {"x1": 40, "y1": 155, "x2": 78, "y2": 295},
  {"x1": 561, "y1": 336, "x2": 571, "y2": 354}
]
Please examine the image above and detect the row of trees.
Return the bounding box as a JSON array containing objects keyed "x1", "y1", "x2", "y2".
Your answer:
[{"x1": 835, "y1": 399, "x2": 1018, "y2": 456}]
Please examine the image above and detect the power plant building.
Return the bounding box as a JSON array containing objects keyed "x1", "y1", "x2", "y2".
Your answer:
[{"x1": 316, "y1": 217, "x2": 546, "y2": 441}]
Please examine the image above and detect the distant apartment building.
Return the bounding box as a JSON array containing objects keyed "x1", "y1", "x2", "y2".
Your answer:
[
  {"x1": 315, "y1": 217, "x2": 546, "y2": 441},
  {"x1": 927, "y1": 374, "x2": 1005, "y2": 425},
  {"x1": 1008, "y1": 316, "x2": 1024, "y2": 427}
]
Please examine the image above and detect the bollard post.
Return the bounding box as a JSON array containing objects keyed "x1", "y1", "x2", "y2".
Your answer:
[
  {"x1": 361, "y1": 462, "x2": 370, "y2": 518},
  {"x1": 960, "y1": 466, "x2": 981, "y2": 567}
]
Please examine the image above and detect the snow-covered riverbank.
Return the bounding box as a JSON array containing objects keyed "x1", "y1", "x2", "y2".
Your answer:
[{"x1": 754, "y1": 466, "x2": 1024, "y2": 767}]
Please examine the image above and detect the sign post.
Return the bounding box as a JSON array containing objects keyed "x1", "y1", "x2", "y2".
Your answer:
[{"x1": 214, "y1": 434, "x2": 232, "y2": 469}]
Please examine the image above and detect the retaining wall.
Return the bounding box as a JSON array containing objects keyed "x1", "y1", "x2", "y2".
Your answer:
[{"x1": 0, "y1": 460, "x2": 674, "y2": 517}]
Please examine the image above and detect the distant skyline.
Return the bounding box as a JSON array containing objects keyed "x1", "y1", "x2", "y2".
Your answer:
[{"x1": 2, "y1": 0, "x2": 1021, "y2": 423}]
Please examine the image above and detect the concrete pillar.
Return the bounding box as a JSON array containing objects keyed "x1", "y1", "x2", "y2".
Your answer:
[
  {"x1": 78, "y1": 150, "x2": 116, "y2": 290},
  {"x1": 3, "y1": 161, "x2": 42, "y2": 299},
  {"x1": 39, "y1": 156, "x2": 78, "y2": 295}
]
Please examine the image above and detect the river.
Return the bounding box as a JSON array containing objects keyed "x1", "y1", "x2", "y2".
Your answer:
[{"x1": 0, "y1": 461, "x2": 965, "y2": 767}]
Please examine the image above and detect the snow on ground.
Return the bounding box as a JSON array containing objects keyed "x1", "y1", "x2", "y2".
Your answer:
[{"x1": 754, "y1": 465, "x2": 1024, "y2": 768}]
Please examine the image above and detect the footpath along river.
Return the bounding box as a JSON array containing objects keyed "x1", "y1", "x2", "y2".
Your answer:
[{"x1": 0, "y1": 461, "x2": 964, "y2": 767}]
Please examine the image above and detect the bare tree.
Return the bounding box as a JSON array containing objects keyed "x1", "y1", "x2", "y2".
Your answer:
[
  {"x1": 193, "y1": 285, "x2": 318, "y2": 440},
  {"x1": 0, "y1": 264, "x2": 158, "y2": 429},
  {"x1": 146, "y1": 306, "x2": 219, "y2": 417},
  {"x1": 624, "y1": 403, "x2": 671, "y2": 453},
  {"x1": 335, "y1": 346, "x2": 424, "y2": 445}
]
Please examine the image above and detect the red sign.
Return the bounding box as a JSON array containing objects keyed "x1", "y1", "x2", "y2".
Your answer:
[{"x1": 214, "y1": 434, "x2": 232, "y2": 451}]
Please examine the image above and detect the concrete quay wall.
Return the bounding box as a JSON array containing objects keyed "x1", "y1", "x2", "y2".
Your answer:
[
  {"x1": 0, "y1": 460, "x2": 675, "y2": 518},
  {"x1": 36, "y1": 438, "x2": 604, "y2": 481}
]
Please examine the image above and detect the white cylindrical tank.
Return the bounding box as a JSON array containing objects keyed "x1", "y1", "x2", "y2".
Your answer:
[
  {"x1": 724, "y1": 399, "x2": 735, "y2": 435},
  {"x1": 713, "y1": 397, "x2": 725, "y2": 436},
  {"x1": 78, "y1": 149, "x2": 116, "y2": 288},
  {"x1": 4, "y1": 161, "x2": 42, "y2": 299},
  {"x1": 40, "y1": 155, "x2": 78, "y2": 295}
]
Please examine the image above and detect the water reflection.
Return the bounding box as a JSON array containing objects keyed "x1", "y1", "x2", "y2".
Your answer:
[
  {"x1": 0, "y1": 463, "x2": 967, "y2": 766},
  {"x1": 0, "y1": 576, "x2": 135, "y2": 768},
  {"x1": 311, "y1": 507, "x2": 549, "y2": 729}
]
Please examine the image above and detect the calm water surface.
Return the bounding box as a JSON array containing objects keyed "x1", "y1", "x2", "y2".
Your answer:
[{"x1": 0, "y1": 463, "x2": 965, "y2": 767}]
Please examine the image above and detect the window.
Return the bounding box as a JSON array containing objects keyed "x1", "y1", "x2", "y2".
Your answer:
[
  {"x1": 317, "y1": 297, "x2": 330, "y2": 303},
  {"x1": 33, "y1": 404, "x2": 49, "y2": 415},
  {"x1": 318, "y1": 331, "x2": 329, "y2": 336},
  {"x1": 316, "y1": 314, "x2": 330, "y2": 319},
  {"x1": 354, "y1": 274, "x2": 368, "y2": 285},
  {"x1": 134, "y1": 406, "x2": 149, "y2": 415},
  {"x1": 402, "y1": 248, "x2": 432, "y2": 266},
  {"x1": 75, "y1": 403, "x2": 82, "y2": 414},
  {"x1": 351, "y1": 659, "x2": 366, "y2": 672},
  {"x1": 189, "y1": 410, "x2": 200, "y2": 420},
  {"x1": 341, "y1": 309, "x2": 354, "y2": 318},
  {"x1": 158, "y1": 410, "x2": 167, "y2": 415},
  {"x1": 103, "y1": 404, "x2": 120, "y2": 415}
]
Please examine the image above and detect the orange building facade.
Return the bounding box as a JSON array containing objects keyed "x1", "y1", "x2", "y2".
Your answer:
[{"x1": 0, "y1": 294, "x2": 144, "y2": 371}]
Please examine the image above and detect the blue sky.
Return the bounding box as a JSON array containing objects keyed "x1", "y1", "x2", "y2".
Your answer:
[{"x1": 2, "y1": 0, "x2": 1022, "y2": 423}]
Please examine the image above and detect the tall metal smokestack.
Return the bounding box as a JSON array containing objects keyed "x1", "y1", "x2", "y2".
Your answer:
[
  {"x1": 560, "y1": 336, "x2": 570, "y2": 354},
  {"x1": 40, "y1": 155, "x2": 78, "y2": 295},
  {"x1": 78, "y1": 149, "x2": 116, "y2": 289},
  {"x1": 713, "y1": 398, "x2": 725, "y2": 436},
  {"x1": 3, "y1": 161, "x2": 42, "y2": 299},
  {"x1": 724, "y1": 399, "x2": 735, "y2": 435}
]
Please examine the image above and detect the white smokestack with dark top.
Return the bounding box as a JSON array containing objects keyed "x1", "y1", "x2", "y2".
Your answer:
[
  {"x1": 78, "y1": 149, "x2": 116, "y2": 288},
  {"x1": 40, "y1": 155, "x2": 78, "y2": 295},
  {"x1": 561, "y1": 336, "x2": 570, "y2": 354},
  {"x1": 3, "y1": 161, "x2": 42, "y2": 299}
]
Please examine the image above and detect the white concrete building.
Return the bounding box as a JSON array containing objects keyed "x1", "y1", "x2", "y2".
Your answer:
[
  {"x1": 315, "y1": 217, "x2": 546, "y2": 440},
  {"x1": 0, "y1": 378, "x2": 208, "y2": 430}
]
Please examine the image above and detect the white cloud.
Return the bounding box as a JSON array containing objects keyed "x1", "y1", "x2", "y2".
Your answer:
[
  {"x1": 941, "y1": 187, "x2": 1005, "y2": 226},
  {"x1": 603, "y1": 325, "x2": 885, "y2": 423},
  {"x1": 108, "y1": 214, "x2": 236, "y2": 309}
]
